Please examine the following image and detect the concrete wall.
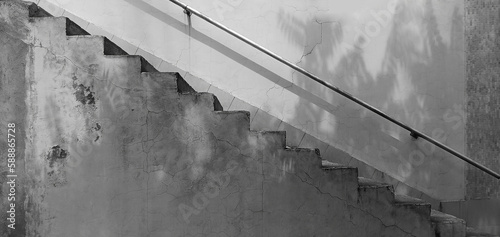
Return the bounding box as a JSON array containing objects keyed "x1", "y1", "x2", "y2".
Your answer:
[
  {"x1": 29, "y1": 0, "x2": 467, "y2": 201},
  {"x1": 0, "y1": 2, "x2": 437, "y2": 235},
  {"x1": 464, "y1": 0, "x2": 500, "y2": 200},
  {"x1": 0, "y1": 2, "x2": 30, "y2": 235},
  {"x1": 452, "y1": 1, "x2": 500, "y2": 234},
  {"x1": 442, "y1": 199, "x2": 500, "y2": 235}
]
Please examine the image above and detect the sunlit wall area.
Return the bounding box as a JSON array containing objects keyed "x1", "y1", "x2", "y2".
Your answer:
[{"x1": 32, "y1": 0, "x2": 467, "y2": 201}]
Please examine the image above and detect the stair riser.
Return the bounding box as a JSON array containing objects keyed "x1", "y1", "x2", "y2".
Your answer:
[
  {"x1": 263, "y1": 149, "x2": 359, "y2": 236},
  {"x1": 358, "y1": 186, "x2": 395, "y2": 205},
  {"x1": 30, "y1": 17, "x2": 67, "y2": 52},
  {"x1": 251, "y1": 131, "x2": 286, "y2": 150},
  {"x1": 179, "y1": 93, "x2": 219, "y2": 112},
  {"x1": 66, "y1": 36, "x2": 105, "y2": 65},
  {"x1": 214, "y1": 111, "x2": 250, "y2": 136},
  {"x1": 432, "y1": 224, "x2": 466, "y2": 237}
]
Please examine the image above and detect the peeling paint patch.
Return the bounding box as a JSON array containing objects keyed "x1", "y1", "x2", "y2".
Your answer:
[
  {"x1": 93, "y1": 122, "x2": 101, "y2": 131},
  {"x1": 74, "y1": 84, "x2": 95, "y2": 105},
  {"x1": 73, "y1": 83, "x2": 95, "y2": 105},
  {"x1": 47, "y1": 145, "x2": 68, "y2": 164},
  {"x1": 46, "y1": 145, "x2": 68, "y2": 187}
]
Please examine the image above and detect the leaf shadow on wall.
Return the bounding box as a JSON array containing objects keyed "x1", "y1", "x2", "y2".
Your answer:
[
  {"x1": 277, "y1": 0, "x2": 465, "y2": 199},
  {"x1": 123, "y1": 0, "x2": 465, "y2": 199}
]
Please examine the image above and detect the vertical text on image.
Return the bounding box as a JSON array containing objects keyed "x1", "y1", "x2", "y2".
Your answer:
[{"x1": 6, "y1": 123, "x2": 17, "y2": 230}]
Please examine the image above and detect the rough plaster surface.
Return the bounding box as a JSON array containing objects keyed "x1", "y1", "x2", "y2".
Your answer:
[
  {"x1": 442, "y1": 199, "x2": 500, "y2": 235},
  {"x1": 0, "y1": 2, "x2": 29, "y2": 236},
  {"x1": 29, "y1": 0, "x2": 467, "y2": 200},
  {"x1": 464, "y1": 0, "x2": 500, "y2": 200},
  {"x1": 21, "y1": 2, "x2": 444, "y2": 209},
  {"x1": 0, "y1": 2, "x2": 445, "y2": 236}
]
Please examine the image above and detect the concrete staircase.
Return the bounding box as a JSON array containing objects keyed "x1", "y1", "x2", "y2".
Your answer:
[{"x1": 0, "y1": 1, "x2": 467, "y2": 236}]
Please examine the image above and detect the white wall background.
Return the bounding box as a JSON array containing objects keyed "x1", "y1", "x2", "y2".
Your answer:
[{"x1": 32, "y1": 0, "x2": 466, "y2": 200}]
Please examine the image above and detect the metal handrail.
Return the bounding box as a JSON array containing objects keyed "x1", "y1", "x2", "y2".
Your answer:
[{"x1": 169, "y1": 0, "x2": 500, "y2": 179}]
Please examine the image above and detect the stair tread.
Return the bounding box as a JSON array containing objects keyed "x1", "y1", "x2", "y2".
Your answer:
[
  {"x1": 466, "y1": 227, "x2": 499, "y2": 237},
  {"x1": 142, "y1": 71, "x2": 177, "y2": 76},
  {"x1": 104, "y1": 55, "x2": 157, "y2": 72},
  {"x1": 104, "y1": 55, "x2": 142, "y2": 58},
  {"x1": 395, "y1": 194, "x2": 430, "y2": 205},
  {"x1": 430, "y1": 209, "x2": 465, "y2": 224},
  {"x1": 358, "y1": 177, "x2": 392, "y2": 188},
  {"x1": 251, "y1": 130, "x2": 285, "y2": 135},
  {"x1": 66, "y1": 35, "x2": 102, "y2": 38},
  {"x1": 285, "y1": 147, "x2": 317, "y2": 152},
  {"x1": 216, "y1": 110, "x2": 250, "y2": 115},
  {"x1": 321, "y1": 160, "x2": 353, "y2": 169}
]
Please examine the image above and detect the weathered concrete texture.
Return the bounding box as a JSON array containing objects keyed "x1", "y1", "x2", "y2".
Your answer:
[
  {"x1": 431, "y1": 210, "x2": 466, "y2": 237},
  {"x1": 0, "y1": 2, "x2": 463, "y2": 236},
  {"x1": 37, "y1": 0, "x2": 467, "y2": 201},
  {"x1": 442, "y1": 199, "x2": 500, "y2": 235},
  {"x1": 39, "y1": 5, "x2": 444, "y2": 209},
  {"x1": 0, "y1": 1, "x2": 31, "y2": 236},
  {"x1": 465, "y1": 0, "x2": 500, "y2": 199},
  {"x1": 466, "y1": 227, "x2": 500, "y2": 237}
]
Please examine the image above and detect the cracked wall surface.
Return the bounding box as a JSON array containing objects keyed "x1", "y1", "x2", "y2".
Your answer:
[
  {"x1": 28, "y1": 0, "x2": 468, "y2": 201},
  {"x1": 0, "y1": 1, "x2": 436, "y2": 236}
]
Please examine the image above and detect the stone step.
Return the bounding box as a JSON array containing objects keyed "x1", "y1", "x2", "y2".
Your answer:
[
  {"x1": 431, "y1": 209, "x2": 466, "y2": 237},
  {"x1": 250, "y1": 130, "x2": 286, "y2": 149},
  {"x1": 321, "y1": 160, "x2": 349, "y2": 169},
  {"x1": 280, "y1": 147, "x2": 322, "y2": 170},
  {"x1": 64, "y1": 17, "x2": 90, "y2": 36},
  {"x1": 179, "y1": 92, "x2": 223, "y2": 112},
  {"x1": 66, "y1": 35, "x2": 106, "y2": 58},
  {"x1": 103, "y1": 55, "x2": 157, "y2": 75},
  {"x1": 319, "y1": 160, "x2": 359, "y2": 202},
  {"x1": 358, "y1": 177, "x2": 395, "y2": 204},
  {"x1": 27, "y1": 2, "x2": 89, "y2": 36},
  {"x1": 214, "y1": 111, "x2": 251, "y2": 138},
  {"x1": 102, "y1": 55, "x2": 143, "y2": 79},
  {"x1": 466, "y1": 227, "x2": 499, "y2": 237},
  {"x1": 395, "y1": 193, "x2": 429, "y2": 205},
  {"x1": 265, "y1": 148, "x2": 358, "y2": 202},
  {"x1": 27, "y1": 2, "x2": 52, "y2": 17},
  {"x1": 30, "y1": 17, "x2": 68, "y2": 46},
  {"x1": 395, "y1": 194, "x2": 431, "y2": 217},
  {"x1": 30, "y1": 16, "x2": 89, "y2": 38},
  {"x1": 103, "y1": 36, "x2": 128, "y2": 55},
  {"x1": 141, "y1": 72, "x2": 195, "y2": 95}
]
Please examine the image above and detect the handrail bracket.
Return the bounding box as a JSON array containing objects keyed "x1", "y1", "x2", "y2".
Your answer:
[
  {"x1": 183, "y1": 8, "x2": 191, "y2": 17},
  {"x1": 410, "y1": 131, "x2": 419, "y2": 139}
]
